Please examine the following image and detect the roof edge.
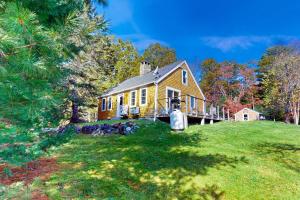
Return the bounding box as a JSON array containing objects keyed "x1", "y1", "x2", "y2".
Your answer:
[{"x1": 100, "y1": 82, "x2": 154, "y2": 97}]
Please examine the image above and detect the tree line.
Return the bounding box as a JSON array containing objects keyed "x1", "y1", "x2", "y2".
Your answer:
[{"x1": 199, "y1": 46, "x2": 300, "y2": 125}]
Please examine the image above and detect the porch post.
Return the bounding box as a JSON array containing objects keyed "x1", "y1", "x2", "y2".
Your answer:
[
  {"x1": 185, "y1": 95, "x2": 188, "y2": 114},
  {"x1": 227, "y1": 109, "x2": 230, "y2": 121},
  {"x1": 201, "y1": 117, "x2": 205, "y2": 125}
]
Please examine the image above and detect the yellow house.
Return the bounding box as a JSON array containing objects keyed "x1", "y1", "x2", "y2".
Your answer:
[{"x1": 98, "y1": 60, "x2": 206, "y2": 120}]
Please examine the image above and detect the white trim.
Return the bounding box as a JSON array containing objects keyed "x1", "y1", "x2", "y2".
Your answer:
[
  {"x1": 156, "y1": 62, "x2": 183, "y2": 83},
  {"x1": 107, "y1": 96, "x2": 113, "y2": 110},
  {"x1": 139, "y1": 87, "x2": 148, "y2": 106},
  {"x1": 154, "y1": 83, "x2": 158, "y2": 121},
  {"x1": 182, "y1": 69, "x2": 188, "y2": 86},
  {"x1": 101, "y1": 98, "x2": 106, "y2": 111},
  {"x1": 129, "y1": 90, "x2": 137, "y2": 107},
  {"x1": 116, "y1": 93, "x2": 124, "y2": 118},
  {"x1": 101, "y1": 83, "x2": 152, "y2": 97},
  {"x1": 165, "y1": 86, "x2": 181, "y2": 113}
]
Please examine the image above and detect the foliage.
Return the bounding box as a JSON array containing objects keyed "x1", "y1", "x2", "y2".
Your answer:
[
  {"x1": 65, "y1": 36, "x2": 140, "y2": 121},
  {"x1": 258, "y1": 46, "x2": 300, "y2": 124},
  {"x1": 31, "y1": 120, "x2": 300, "y2": 199},
  {"x1": 199, "y1": 59, "x2": 258, "y2": 115},
  {"x1": 142, "y1": 43, "x2": 177, "y2": 69}
]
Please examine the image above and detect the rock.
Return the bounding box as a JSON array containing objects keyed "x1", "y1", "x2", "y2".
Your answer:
[{"x1": 81, "y1": 122, "x2": 139, "y2": 136}]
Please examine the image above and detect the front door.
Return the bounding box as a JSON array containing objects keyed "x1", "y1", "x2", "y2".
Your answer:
[{"x1": 116, "y1": 94, "x2": 124, "y2": 118}]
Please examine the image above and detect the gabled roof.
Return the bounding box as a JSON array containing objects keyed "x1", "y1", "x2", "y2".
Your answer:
[
  {"x1": 234, "y1": 108, "x2": 261, "y2": 115},
  {"x1": 101, "y1": 60, "x2": 184, "y2": 97}
]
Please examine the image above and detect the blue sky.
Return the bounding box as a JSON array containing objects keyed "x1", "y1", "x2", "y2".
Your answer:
[{"x1": 96, "y1": 0, "x2": 300, "y2": 67}]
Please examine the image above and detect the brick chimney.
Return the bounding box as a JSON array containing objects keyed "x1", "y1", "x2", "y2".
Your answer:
[{"x1": 140, "y1": 61, "x2": 151, "y2": 76}]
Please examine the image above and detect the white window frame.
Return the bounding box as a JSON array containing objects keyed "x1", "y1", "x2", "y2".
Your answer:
[
  {"x1": 165, "y1": 86, "x2": 181, "y2": 112},
  {"x1": 140, "y1": 88, "x2": 147, "y2": 106},
  {"x1": 107, "y1": 96, "x2": 112, "y2": 110},
  {"x1": 101, "y1": 98, "x2": 106, "y2": 111},
  {"x1": 190, "y1": 96, "x2": 196, "y2": 110},
  {"x1": 182, "y1": 69, "x2": 188, "y2": 85},
  {"x1": 130, "y1": 90, "x2": 137, "y2": 107}
]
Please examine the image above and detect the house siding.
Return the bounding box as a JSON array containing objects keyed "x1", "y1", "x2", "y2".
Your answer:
[{"x1": 157, "y1": 62, "x2": 205, "y2": 115}]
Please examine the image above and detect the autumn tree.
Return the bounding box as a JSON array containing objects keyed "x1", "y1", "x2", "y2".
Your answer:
[
  {"x1": 200, "y1": 59, "x2": 258, "y2": 116},
  {"x1": 142, "y1": 43, "x2": 177, "y2": 68},
  {"x1": 258, "y1": 46, "x2": 295, "y2": 121}
]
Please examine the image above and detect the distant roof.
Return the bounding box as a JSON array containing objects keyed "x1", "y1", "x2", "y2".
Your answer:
[
  {"x1": 101, "y1": 60, "x2": 184, "y2": 97},
  {"x1": 234, "y1": 108, "x2": 261, "y2": 115}
]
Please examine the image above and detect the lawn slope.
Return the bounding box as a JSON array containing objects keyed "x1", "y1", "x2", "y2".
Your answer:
[{"x1": 37, "y1": 121, "x2": 300, "y2": 200}]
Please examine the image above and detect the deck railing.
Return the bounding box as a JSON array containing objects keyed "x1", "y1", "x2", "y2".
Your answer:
[{"x1": 156, "y1": 95, "x2": 229, "y2": 121}]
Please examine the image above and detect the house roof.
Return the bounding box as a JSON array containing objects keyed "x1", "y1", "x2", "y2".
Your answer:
[
  {"x1": 101, "y1": 60, "x2": 185, "y2": 97},
  {"x1": 234, "y1": 108, "x2": 261, "y2": 115}
]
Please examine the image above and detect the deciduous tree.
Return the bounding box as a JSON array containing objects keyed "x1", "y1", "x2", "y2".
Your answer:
[{"x1": 142, "y1": 43, "x2": 177, "y2": 68}]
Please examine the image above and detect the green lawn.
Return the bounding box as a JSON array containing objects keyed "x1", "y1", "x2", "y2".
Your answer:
[{"x1": 36, "y1": 121, "x2": 300, "y2": 199}]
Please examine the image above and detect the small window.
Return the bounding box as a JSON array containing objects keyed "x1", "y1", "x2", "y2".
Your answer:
[
  {"x1": 107, "y1": 97, "x2": 112, "y2": 110},
  {"x1": 182, "y1": 70, "x2": 188, "y2": 85},
  {"x1": 190, "y1": 96, "x2": 196, "y2": 109},
  {"x1": 244, "y1": 114, "x2": 248, "y2": 121},
  {"x1": 130, "y1": 90, "x2": 137, "y2": 107},
  {"x1": 140, "y1": 88, "x2": 147, "y2": 106},
  {"x1": 101, "y1": 98, "x2": 106, "y2": 111}
]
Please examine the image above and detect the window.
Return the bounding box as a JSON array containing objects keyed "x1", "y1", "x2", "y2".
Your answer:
[
  {"x1": 140, "y1": 88, "x2": 147, "y2": 106},
  {"x1": 244, "y1": 114, "x2": 248, "y2": 121},
  {"x1": 107, "y1": 97, "x2": 112, "y2": 110},
  {"x1": 182, "y1": 70, "x2": 188, "y2": 85},
  {"x1": 101, "y1": 98, "x2": 106, "y2": 111},
  {"x1": 130, "y1": 90, "x2": 137, "y2": 107},
  {"x1": 190, "y1": 96, "x2": 196, "y2": 110}
]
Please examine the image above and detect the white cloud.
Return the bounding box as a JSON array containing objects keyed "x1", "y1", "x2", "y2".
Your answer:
[{"x1": 201, "y1": 35, "x2": 297, "y2": 52}]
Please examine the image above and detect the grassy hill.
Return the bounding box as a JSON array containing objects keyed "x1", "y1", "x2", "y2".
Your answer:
[{"x1": 32, "y1": 121, "x2": 300, "y2": 199}]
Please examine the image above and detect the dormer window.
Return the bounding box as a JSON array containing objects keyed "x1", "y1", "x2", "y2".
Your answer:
[{"x1": 182, "y1": 69, "x2": 188, "y2": 85}]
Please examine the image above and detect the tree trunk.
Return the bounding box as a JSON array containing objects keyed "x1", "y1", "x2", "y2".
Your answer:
[{"x1": 293, "y1": 101, "x2": 300, "y2": 125}]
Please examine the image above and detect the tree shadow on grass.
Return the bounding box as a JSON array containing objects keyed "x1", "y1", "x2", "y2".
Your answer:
[
  {"x1": 255, "y1": 142, "x2": 300, "y2": 173},
  {"x1": 43, "y1": 122, "x2": 247, "y2": 199}
]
